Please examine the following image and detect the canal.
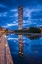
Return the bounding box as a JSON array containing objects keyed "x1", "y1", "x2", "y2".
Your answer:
[{"x1": 7, "y1": 34, "x2": 42, "y2": 64}]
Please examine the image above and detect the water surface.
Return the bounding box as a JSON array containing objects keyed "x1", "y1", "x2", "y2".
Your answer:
[{"x1": 7, "y1": 34, "x2": 42, "y2": 64}]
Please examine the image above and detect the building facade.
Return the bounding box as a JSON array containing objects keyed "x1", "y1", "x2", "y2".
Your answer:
[{"x1": 18, "y1": 6, "x2": 23, "y2": 30}]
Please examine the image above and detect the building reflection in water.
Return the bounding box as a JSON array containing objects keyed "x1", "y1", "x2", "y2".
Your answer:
[{"x1": 18, "y1": 35, "x2": 24, "y2": 57}]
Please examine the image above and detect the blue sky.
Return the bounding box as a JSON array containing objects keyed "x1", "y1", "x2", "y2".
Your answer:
[{"x1": 0, "y1": 0, "x2": 42, "y2": 30}]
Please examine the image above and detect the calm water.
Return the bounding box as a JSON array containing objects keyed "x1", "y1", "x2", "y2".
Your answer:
[{"x1": 7, "y1": 34, "x2": 42, "y2": 64}]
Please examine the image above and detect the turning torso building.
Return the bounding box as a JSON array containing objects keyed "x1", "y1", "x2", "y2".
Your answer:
[
  {"x1": 18, "y1": 6, "x2": 24, "y2": 57},
  {"x1": 18, "y1": 6, "x2": 23, "y2": 30}
]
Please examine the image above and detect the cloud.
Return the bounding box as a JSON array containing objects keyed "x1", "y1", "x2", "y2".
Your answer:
[
  {"x1": 2, "y1": 23, "x2": 18, "y2": 28},
  {"x1": 23, "y1": 20, "x2": 36, "y2": 27},
  {"x1": 2, "y1": 20, "x2": 18, "y2": 28},
  {"x1": 0, "y1": 3, "x2": 8, "y2": 13},
  {"x1": 24, "y1": 7, "x2": 42, "y2": 18},
  {"x1": 10, "y1": 9, "x2": 17, "y2": 12},
  {"x1": 36, "y1": 24, "x2": 42, "y2": 27},
  {"x1": 0, "y1": 12, "x2": 8, "y2": 17},
  {"x1": 3, "y1": 12, "x2": 8, "y2": 16},
  {"x1": 0, "y1": 4, "x2": 7, "y2": 8},
  {"x1": 31, "y1": 10, "x2": 42, "y2": 19},
  {"x1": 7, "y1": 23, "x2": 18, "y2": 27},
  {"x1": 23, "y1": 20, "x2": 32, "y2": 24},
  {"x1": 0, "y1": 0, "x2": 42, "y2": 29},
  {"x1": 2, "y1": 6, "x2": 42, "y2": 28},
  {"x1": 0, "y1": 8, "x2": 18, "y2": 26},
  {"x1": 23, "y1": 6, "x2": 42, "y2": 27},
  {"x1": 8, "y1": 38, "x2": 18, "y2": 40}
]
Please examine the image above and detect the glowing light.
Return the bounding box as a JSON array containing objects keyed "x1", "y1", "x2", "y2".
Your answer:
[
  {"x1": 4, "y1": 35, "x2": 6, "y2": 38},
  {"x1": 5, "y1": 44, "x2": 8, "y2": 47},
  {"x1": 19, "y1": 51, "x2": 21, "y2": 53}
]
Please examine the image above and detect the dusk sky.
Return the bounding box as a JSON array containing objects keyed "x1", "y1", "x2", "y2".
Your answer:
[{"x1": 0, "y1": 0, "x2": 42, "y2": 30}]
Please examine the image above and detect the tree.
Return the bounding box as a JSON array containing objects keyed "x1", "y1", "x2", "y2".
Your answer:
[{"x1": 28, "y1": 27, "x2": 41, "y2": 33}]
